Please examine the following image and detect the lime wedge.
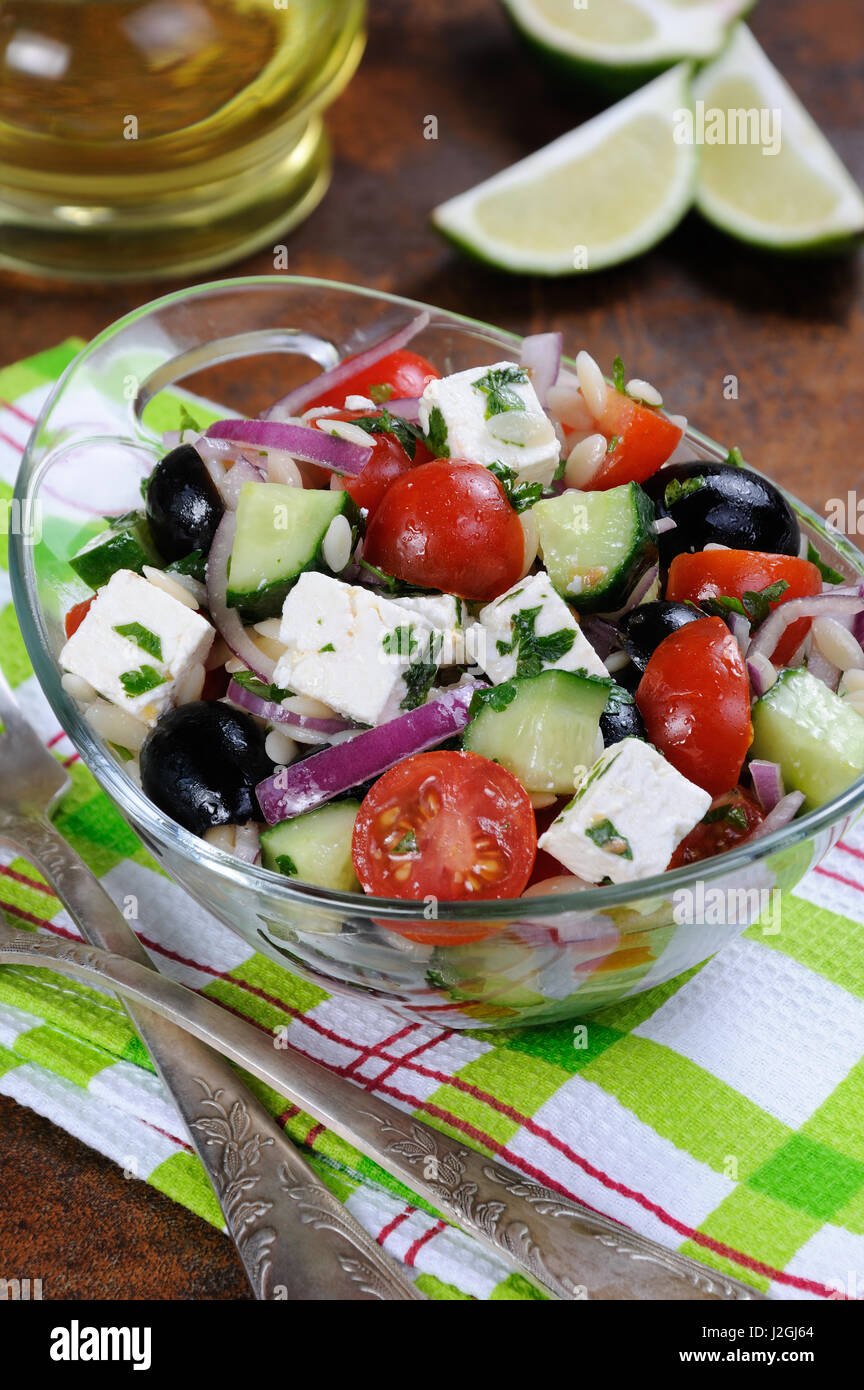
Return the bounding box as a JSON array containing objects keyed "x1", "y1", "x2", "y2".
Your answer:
[
  {"x1": 432, "y1": 65, "x2": 697, "y2": 275},
  {"x1": 693, "y1": 26, "x2": 864, "y2": 250},
  {"x1": 501, "y1": 0, "x2": 754, "y2": 89}
]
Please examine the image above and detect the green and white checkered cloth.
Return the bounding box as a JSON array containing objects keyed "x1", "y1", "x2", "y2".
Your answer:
[{"x1": 2, "y1": 342, "x2": 864, "y2": 1301}]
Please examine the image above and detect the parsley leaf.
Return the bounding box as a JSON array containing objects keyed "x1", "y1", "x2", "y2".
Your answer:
[
  {"x1": 368, "y1": 382, "x2": 394, "y2": 405},
  {"x1": 664, "y1": 475, "x2": 705, "y2": 508},
  {"x1": 178, "y1": 404, "x2": 202, "y2": 436},
  {"x1": 167, "y1": 550, "x2": 207, "y2": 583},
  {"x1": 352, "y1": 408, "x2": 424, "y2": 461},
  {"x1": 496, "y1": 606, "x2": 575, "y2": 678},
  {"x1": 114, "y1": 622, "x2": 163, "y2": 661},
  {"x1": 424, "y1": 405, "x2": 450, "y2": 457},
  {"x1": 612, "y1": 356, "x2": 626, "y2": 394},
  {"x1": 392, "y1": 830, "x2": 418, "y2": 854},
  {"x1": 275, "y1": 853, "x2": 299, "y2": 877},
  {"x1": 702, "y1": 579, "x2": 790, "y2": 627},
  {"x1": 473, "y1": 365, "x2": 529, "y2": 419},
  {"x1": 469, "y1": 682, "x2": 519, "y2": 718},
  {"x1": 604, "y1": 681, "x2": 634, "y2": 717},
  {"x1": 357, "y1": 558, "x2": 434, "y2": 598},
  {"x1": 230, "y1": 670, "x2": 292, "y2": 703},
  {"x1": 725, "y1": 446, "x2": 745, "y2": 468},
  {"x1": 382, "y1": 626, "x2": 418, "y2": 659},
  {"x1": 586, "y1": 818, "x2": 633, "y2": 859},
  {"x1": 400, "y1": 632, "x2": 443, "y2": 710},
  {"x1": 607, "y1": 435, "x2": 620, "y2": 455},
  {"x1": 487, "y1": 460, "x2": 543, "y2": 514},
  {"x1": 119, "y1": 665, "x2": 166, "y2": 697},
  {"x1": 807, "y1": 541, "x2": 844, "y2": 586},
  {"x1": 319, "y1": 643, "x2": 335, "y2": 653},
  {"x1": 703, "y1": 803, "x2": 748, "y2": 830}
]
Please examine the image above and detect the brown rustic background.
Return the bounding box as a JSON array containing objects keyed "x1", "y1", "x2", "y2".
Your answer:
[{"x1": 1, "y1": 0, "x2": 862, "y2": 1299}]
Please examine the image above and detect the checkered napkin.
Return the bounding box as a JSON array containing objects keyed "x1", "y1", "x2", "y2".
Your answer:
[{"x1": 1, "y1": 343, "x2": 864, "y2": 1301}]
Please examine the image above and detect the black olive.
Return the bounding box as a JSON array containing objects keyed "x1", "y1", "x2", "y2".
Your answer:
[
  {"x1": 145, "y1": 444, "x2": 224, "y2": 563},
  {"x1": 600, "y1": 683, "x2": 646, "y2": 746},
  {"x1": 140, "y1": 702, "x2": 272, "y2": 836},
  {"x1": 643, "y1": 460, "x2": 800, "y2": 565},
  {"x1": 619, "y1": 601, "x2": 704, "y2": 671}
]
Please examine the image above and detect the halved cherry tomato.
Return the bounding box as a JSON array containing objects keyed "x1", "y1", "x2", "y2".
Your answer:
[
  {"x1": 363, "y1": 459, "x2": 525, "y2": 601},
  {"x1": 64, "y1": 595, "x2": 95, "y2": 638},
  {"x1": 636, "y1": 616, "x2": 752, "y2": 797},
  {"x1": 303, "y1": 349, "x2": 440, "y2": 412},
  {"x1": 352, "y1": 751, "x2": 536, "y2": 944},
  {"x1": 668, "y1": 788, "x2": 764, "y2": 868},
  {"x1": 588, "y1": 386, "x2": 683, "y2": 490},
  {"x1": 327, "y1": 409, "x2": 429, "y2": 517},
  {"x1": 666, "y1": 549, "x2": 822, "y2": 665}
]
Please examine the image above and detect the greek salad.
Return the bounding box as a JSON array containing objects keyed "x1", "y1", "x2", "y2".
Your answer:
[{"x1": 59, "y1": 314, "x2": 864, "y2": 922}]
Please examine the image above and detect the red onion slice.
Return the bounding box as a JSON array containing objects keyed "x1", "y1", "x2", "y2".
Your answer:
[
  {"x1": 216, "y1": 458, "x2": 262, "y2": 510},
  {"x1": 746, "y1": 652, "x2": 776, "y2": 698},
  {"x1": 256, "y1": 682, "x2": 481, "y2": 824},
  {"x1": 205, "y1": 512, "x2": 276, "y2": 683},
  {"x1": 205, "y1": 419, "x2": 370, "y2": 477},
  {"x1": 727, "y1": 611, "x2": 751, "y2": 660},
  {"x1": 227, "y1": 679, "x2": 354, "y2": 735},
  {"x1": 264, "y1": 311, "x2": 431, "y2": 420},
  {"x1": 806, "y1": 648, "x2": 841, "y2": 691},
  {"x1": 749, "y1": 759, "x2": 785, "y2": 813},
  {"x1": 520, "y1": 332, "x2": 562, "y2": 407},
  {"x1": 747, "y1": 593, "x2": 864, "y2": 666},
  {"x1": 386, "y1": 397, "x2": 422, "y2": 422},
  {"x1": 746, "y1": 791, "x2": 806, "y2": 840}
]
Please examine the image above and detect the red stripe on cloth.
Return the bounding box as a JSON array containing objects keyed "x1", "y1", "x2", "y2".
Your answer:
[
  {"x1": 0, "y1": 399, "x2": 36, "y2": 426},
  {"x1": 814, "y1": 865, "x2": 864, "y2": 896},
  {"x1": 0, "y1": 429, "x2": 24, "y2": 454},
  {"x1": 342, "y1": 1020, "x2": 418, "y2": 1079},
  {"x1": 0, "y1": 864, "x2": 53, "y2": 896},
  {"x1": 837, "y1": 839, "x2": 864, "y2": 862},
  {"x1": 363, "y1": 1028, "x2": 455, "y2": 1093},
  {"x1": 47, "y1": 731, "x2": 67, "y2": 749},
  {"x1": 377, "y1": 1206, "x2": 414, "y2": 1246},
  {"x1": 404, "y1": 1219, "x2": 446, "y2": 1267},
  {"x1": 61, "y1": 753, "x2": 79, "y2": 768}
]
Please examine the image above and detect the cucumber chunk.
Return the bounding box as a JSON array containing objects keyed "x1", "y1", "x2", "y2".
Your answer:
[
  {"x1": 534, "y1": 483, "x2": 656, "y2": 612},
  {"x1": 227, "y1": 482, "x2": 361, "y2": 621},
  {"x1": 463, "y1": 669, "x2": 609, "y2": 793},
  {"x1": 260, "y1": 800, "x2": 361, "y2": 892},
  {"x1": 70, "y1": 511, "x2": 161, "y2": 589},
  {"x1": 751, "y1": 666, "x2": 864, "y2": 809}
]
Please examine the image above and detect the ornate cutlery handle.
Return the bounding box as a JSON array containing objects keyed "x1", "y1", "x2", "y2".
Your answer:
[
  {"x1": 0, "y1": 813, "x2": 418, "y2": 1302},
  {"x1": 0, "y1": 918, "x2": 759, "y2": 1302}
]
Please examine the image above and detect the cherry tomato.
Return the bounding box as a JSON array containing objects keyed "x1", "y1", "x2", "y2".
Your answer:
[
  {"x1": 636, "y1": 616, "x2": 752, "y2": 798},
  {"x1": 64, "y1": 595, "x2": 95, "y2": 638},
  {"x1": 363, "y1": 459, "x2": 525, "y2": 601},
  {"x1": 666, "y1": 549, "x2": 822, "y2": 665},
  {"x1": 303, "y1": 349, "x2": 440, "y2": 412},
  {"x1": 577, "y1": 385, "x2": 683, "y2": 490},
  {"x1": 327, "y1": 409, "x2": 429, "y2": 517},
  {"x1": 668, "y1": 788, "x2": 764, "y2": 869},
  {"x1": 352, "y1": 751, "x2": 536, "y2": 943}
]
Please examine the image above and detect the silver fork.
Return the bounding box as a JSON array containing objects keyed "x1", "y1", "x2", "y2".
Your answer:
[{"x1": 0, "y1": 668, "x2": 419, "y2": 1301}]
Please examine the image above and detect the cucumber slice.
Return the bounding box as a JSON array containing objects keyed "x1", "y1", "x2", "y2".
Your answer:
[
  {"x1": 260, "y1": 801, "x2": 361, "y2": 892},
  {"x1": 463, "y1": 669, "x2": 609, "y2": 792},
  {"x1": 227, "y1": 482, "x2": 361, "y2": 621},
  {"x1": 70, "y1": 511, "x2": 161, "y2": 589},
  {"x1": 534, "y1": 482, "x2": 656, "y2": 612},
  {"x1": 751, "y1": 667, "x2": 864, "y2": 809}
]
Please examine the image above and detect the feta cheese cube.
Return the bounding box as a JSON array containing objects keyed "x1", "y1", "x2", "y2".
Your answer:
[
  {"x1": 59, "y1": 569, "x2": 214, "y2": 725},
  {"x1": 474, "y1": 571, "x2": 608, "y2": 684},
  {"x1": 274, "y1": 572, "x2": 441, "y2": 725},
  {"x1": 390, "y1": 593, "x2": 468, "y2": 665},
  {"x1": 418, "y1": 360, "x2": 560, "y2": 486},
  {"x1": 538, "y1": 738, "x2": 712, "y2": 885}
]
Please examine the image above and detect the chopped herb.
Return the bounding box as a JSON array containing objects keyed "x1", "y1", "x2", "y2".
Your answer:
[
  {"x1": 611, "y1": 356, "x2": 626, "y2": 394},
  {"x1": 586, "y1": 818, "x2": 633, "y2": 859},
  {"x1": 496, "y1": 606, "x2": 575, "y2": 679},
  {"x1": 487, "y1": 460, "x2": 543, "y2": 514},
  {"x1": 119, "y1": 665, "x2": 167, "y2": 697},
  {"x1": 604, "y1": 681, "x2": 634, "y2": 717},
  {"x1": 231, "y1": 669, "x2": 292, "y2": 703},
  {"x1": 352, "y1": 408, "x2": 425, "y2": 460},
  {"x1": 167, "y1": 550, "x2": 207, "y2": 583},
  {"x1": 607, "y1": 435, "x2": 620, "y2": 454},
  {"x1": 725, "y1": 446, "x2": 745, "y2": 468},
  {"x1": 469, "y1": 682, "x2": 519, "y2": 717},
  {"x1": 114, "y1": 622, "x2": 163, "y2": 660},
  {"x1": 369, "y1": 382, "x2": 394, "y2": 405},
  {"x1": 400, "y1": 632, "x2": 443, "y2": 710},
  {"x1": 702, "y1": 579, "x2": 790, "y2": 627},
  {"x1": 424, "y1": 405, "x2": 450, "y2": 457},
  {"x1": 109, "y1": 742, "x2": 134, "y2": 762},
  {"x1": 472, "y1": 365, "x2": 529, "y2": 419},
  {"x1": 319, "y1": 643, "x2": 335, "y2": 653},
  {"x1": 807, "y1": 541, "x2": 844, "y2": 586},
  {"x1": 357, "y1": 558, "x2": 434, "y2": 597},
  {"x1": 664, "y1": 475, "x2": 704, "y2": 508},
  {"x1": 392, "y1": 830, "x2": 418, "y2": 854},
  {"x1": 551, "y1": 455, "x2": 567, "y2": 484},
  {"x1": 703, "y1": 803, "x2": 748, "y2": 830},
  {"x1": 275, "y1": 853, "x2": 298, "y2": 877},
  {"x1": 382, "y1": 625, "x2": 418, "y2": 659}
]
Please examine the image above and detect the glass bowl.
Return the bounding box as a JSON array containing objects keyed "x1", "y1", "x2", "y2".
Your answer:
[{"x1": 11, "y1": 277, "x2": 864, "y2": 1029}]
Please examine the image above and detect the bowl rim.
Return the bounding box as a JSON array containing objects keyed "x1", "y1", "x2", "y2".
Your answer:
[{"x1": 12, "y1": 273, "x2": 864, "y2": 926}]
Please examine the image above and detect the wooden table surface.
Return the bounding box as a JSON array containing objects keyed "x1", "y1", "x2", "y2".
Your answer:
[{"x1": 1, "y1": 0, "x2": 862, "y2": 1301}]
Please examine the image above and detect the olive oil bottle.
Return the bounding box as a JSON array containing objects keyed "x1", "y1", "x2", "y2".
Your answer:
[{"x1": 0, "y1": 0, "x2": 365, "y2": 280}]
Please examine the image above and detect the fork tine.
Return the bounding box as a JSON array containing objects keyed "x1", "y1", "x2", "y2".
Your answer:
[{"x1": 0, "y1": 665, "x2": 71, "y2": 814}]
